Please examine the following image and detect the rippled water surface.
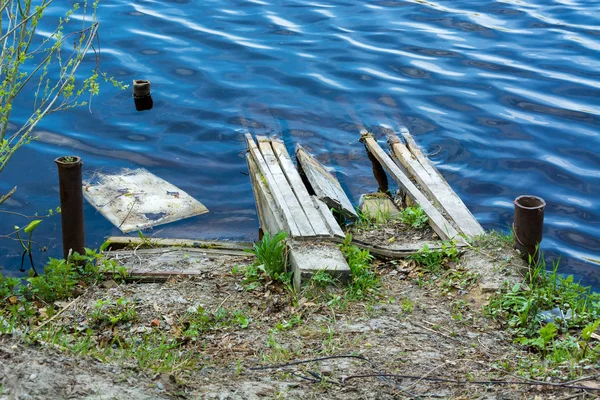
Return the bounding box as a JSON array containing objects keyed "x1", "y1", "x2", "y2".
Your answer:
[{"x1": 2, "y1": 0, "x2": 599, "y2": 284}]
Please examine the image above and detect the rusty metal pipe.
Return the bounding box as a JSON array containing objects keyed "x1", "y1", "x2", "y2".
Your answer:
[
  {"x1": 55, "y1": 156, "x2": 86, "y2": 259},
  {"x1": 513, "y1": 195, "x2": 546, "y2": 263}
]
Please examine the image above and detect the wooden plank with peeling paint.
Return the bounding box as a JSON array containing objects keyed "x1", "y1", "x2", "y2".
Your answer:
[
  {"x1": 257, "y1": 136, "x2": 316, "y2": 237},
  {"x1": 270, "y1": 140, "x2": 331, "y2": 236},
  {"x1": 246, "y1": 133, "x2": 302, "y2": 237}
]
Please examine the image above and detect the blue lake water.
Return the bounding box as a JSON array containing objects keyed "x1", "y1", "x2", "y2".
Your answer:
[{"x1": 1, "y1": 0, "x2": 599, "y2": 285}]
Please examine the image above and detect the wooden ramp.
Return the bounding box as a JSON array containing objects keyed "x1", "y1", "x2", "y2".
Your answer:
[
  {"x1": 360, "y1": 129, "x2": 484, "y2": 240},
  {"x1": 246, "y1": 134, "x2": 351, "y2": 287}
]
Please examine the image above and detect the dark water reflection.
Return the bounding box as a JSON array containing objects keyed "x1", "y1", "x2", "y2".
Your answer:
[{"x1": 1, "y1": 0, "x2": 599, "y2": 287}]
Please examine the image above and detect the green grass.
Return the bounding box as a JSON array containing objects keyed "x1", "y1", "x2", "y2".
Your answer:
[{"x1": 486, "y1": 256, "x2": 600, "y2": 377}]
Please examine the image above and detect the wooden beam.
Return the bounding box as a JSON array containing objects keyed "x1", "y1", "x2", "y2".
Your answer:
[
  {"x1": 246, "y1": 133, "x2": 301, "y2": 237},
  {"x1": 360, "y1": 131, "x2": 460, "y2": 241},
  {"x1": 296, "y1": 144, "x2": 358, "y2": 220},
  {"x1": 270, "y1": 140, "x2": 331, "y2": 236},
  {"x1": 393, "y1": 129, "x2": 484, "y2": 237},
  {"x1": 104, "y1": 236, "x2": 252, "y2": 253},
  {"x1": 256, "y1": 136, "x2": 316, "y2": 237},
  {"x1": 247, "y1": 154, "x2": 286, "y2": 236}
]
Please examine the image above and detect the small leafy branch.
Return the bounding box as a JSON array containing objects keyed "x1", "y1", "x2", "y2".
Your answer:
[{"x1": 0, "y1": 0, "x2": 126, "y2": 205}]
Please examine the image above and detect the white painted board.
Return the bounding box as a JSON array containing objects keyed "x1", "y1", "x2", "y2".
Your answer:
[{"x1": 83, "y1": 168, "x2": 208, "y2": 233}]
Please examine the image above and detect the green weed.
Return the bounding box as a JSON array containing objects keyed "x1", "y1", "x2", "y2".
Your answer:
[
  {"x1": 486, "y1": 257, "x2": 600, "y2": 371},
  {"x1": 399, "y1": 206, "x2": 428, "y2": 229},
  {"x1": 339, "y1": 234, "x2": 379, "y2": 299},
  {"x1": 245, "y1": 231, "x2": 289, "y2": 282},
  {"x1": 409, "y1": 240, "x2": 459, "y2": 273}
]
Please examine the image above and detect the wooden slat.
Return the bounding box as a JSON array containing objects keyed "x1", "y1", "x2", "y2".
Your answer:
[
  {"x1": 246, "y1": 133, "x2": 301, "y2": 237},
  {"x1": 312, "y1": 196, "x2": 346, "y2": 239},
  {"x1": 256, "y1": 136, "x2": 316, "y2": 237},
  {"x1": 296, "y1": 145, "x2": 358, "y2": 219},
  {"x1": 247, "y1": 154, "x2": 286, "y2": 236},
  {"x1": 360, "y1": 132, "x2": 460, "y2": 241},
  {"x1": 395, "y1": 129, "x2": 484, "y2": 237},
  {"x1": 104, "y1": 236, "x2": 252, "y2": 252},
  {"x1": 270, "y1": 140, "x2": 331, "y2": 236}
]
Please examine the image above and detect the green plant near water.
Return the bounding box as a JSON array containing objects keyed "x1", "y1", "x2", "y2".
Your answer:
[
  {"x1": 244, "y1": 231, "x2": 290, "y2": 284},
  {"x1": 399, "y1": 206, "x2": 429, "y2": 229},
  {"x1": 486, "y1": 257, "x2": 600, "y2": 369},
  {"x1": 409, "y1": 240, "x2": 460, "y2": 273},
  {"x1": 339, "y1": 234, "x2": 379, "y2": 299}
]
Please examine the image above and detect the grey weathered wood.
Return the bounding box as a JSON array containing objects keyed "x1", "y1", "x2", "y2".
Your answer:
[
  {"x1": 360, "y1": 131, "x2": 459, "y2": 241},
  {"x1": 312, "y1": 196, "x2": 346, "y2": 239},
  {"x1": 270, "y1": 140, "x2": 331, "y2": 236},
  {"x1": 247, "y1": 154, "x2": 286, "y2": 236},
  {"x1": 288, "y1": 241, "x2": 350, "y2": 289},
  {"x1": 246, "y1": 134, "x2": 302, "y2": 237},
  {"x1": 104, "y1": 236, "x2": 252, "y2": 252},
  {"x1": 394, "y1": 129, "x2": 484, "y2": 238},
  {"x1": 257, "y1": 136, "x2": 316, "y2": 237},
  {"x1": 296, "y1": 144, "x2": 358, "y2": 220}
]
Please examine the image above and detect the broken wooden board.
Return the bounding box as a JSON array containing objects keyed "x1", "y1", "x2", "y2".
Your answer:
[
  {"x1": 296, "y1": 144, "x2": 358, "y2": 220},
  {"x1": 288, "y1": 241, "x2": 350, "y2": 289},
  {"x1": 246, "y1": 134, "x2": 302, "y2": 237},
  {"x1": 245, "y1": 134, "x2": 350, "y2": 287},
  {"x1": 247, "y1": 154, "x2": 286, "y2": 237},
  {"x1": 108, "y1": 247, "x2": 253, "y2": 277},
  {"x1": 270, "y1": 140, "x2": 331, "y2": 237},
  {"x1": 83, "y1": 168, "x2": 208, "y2": 233},
  {"x1": 389, "y1": 128, "x2": 484, "y2": 238},
  {"x1": 360, "y1": 131, "x2": 460, "y2": 241},
  {"x1": 256, "y1": 136, "x2": 316, "y2": 237},
  {"x1": 103, "y1": 236, "x2": 251, "y2": 255}
]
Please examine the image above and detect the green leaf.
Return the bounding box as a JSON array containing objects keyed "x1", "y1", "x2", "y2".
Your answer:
[{"x1": 23, "y1": 219, "x2": 42, "y2": 233}]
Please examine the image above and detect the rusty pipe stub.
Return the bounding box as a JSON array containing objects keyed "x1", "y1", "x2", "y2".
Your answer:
[
  {"x1": 133, "y1": 79, "x2": 151, "y2": 98},
  {"x1": 55, "y1": 156, "x2": 86, "y2": 260},
  {"x1": 133, "y1": 79, "x2": 153, "y2": 111},
  {"x1": 513, "y1": 195, "x2": 546, "y2": 263}
]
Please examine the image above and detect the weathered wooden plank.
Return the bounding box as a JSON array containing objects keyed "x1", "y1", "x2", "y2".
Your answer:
[
  {"x1": 395, "y1": 129, "x2": 484, "y2": 237},
  {"x1": 246, "y1": 134, "x2": 302, "y2": 237},
  {"x1": 247, "y1": 154, "x2": 286, "y2": 236},
  {"x1": 360, "y1": 131, "x2": 460, "y2": 241},
  {"x1": 296, "y1": 144, "x2": 358, "y2": 220},
  {"x1": 104, "y1": 236, "x2": 252, "y2": 252},
  {"x1": 256, "y1": 136, "x2": 316, "y2": 237},
  {"x1": 312, "y1": 196, "x2": 346, "y2": 239},
  {"x1": 288, "y1": 241, "x2": 350, "y2": 289},
  {"x1": 270, "y1": 140, "x2": 331, "y2": 236}
]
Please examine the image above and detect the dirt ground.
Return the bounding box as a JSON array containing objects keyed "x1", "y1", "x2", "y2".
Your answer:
[{"x1": 1, "y1": 237, "x2": 599, "y2": 399}]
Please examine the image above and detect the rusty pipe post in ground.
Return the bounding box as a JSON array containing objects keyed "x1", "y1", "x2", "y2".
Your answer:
[
  {"x1": 55, "y1": 156, "x2": 86, "y2": 259},
  {"x1": 513, "y1": 195, "x2": 546, "y2": 263}
]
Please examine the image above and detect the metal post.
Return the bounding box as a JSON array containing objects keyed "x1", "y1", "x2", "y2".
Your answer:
[
  {"x1": 513, "y1": 195, "x2": 545, "y2": 263},
  {"x1": 55, "y1": 156, "x2": 85, "y2": 259}
]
